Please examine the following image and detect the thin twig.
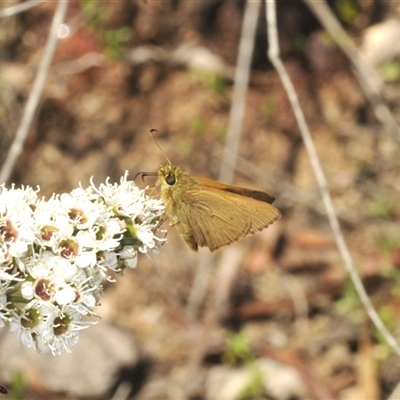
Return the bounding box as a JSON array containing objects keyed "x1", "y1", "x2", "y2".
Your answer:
[
  {"x1": 0, "y1": 0, "x2": 47, "y2": 19},
  {"x1": 0, "y1": 0, "x2": 69, "y2": 185},
  {"x1": 265, "y1": 0, "x2": 400, "y2": 356},
  {"x1": 186, "y1": 0, "x2": 261, "y2": 321},
  {"x1": 109, "y1": 381, "x2": 131, "y2": 400},
  {"x1": 52, "y1": 52, "x2": 105, "y2": 77},
  {"x1": 220, "y1": 0, "x2": 261, "y2": 183},
  {"x1": 278, "y1": 268, "x2": 309, "y2": 334},
  {"x1": 186, "y1": 251, "x2": 214, "y2": 321},
  {"x1": 304, "y1": 0, "x2": 400, "y2": 141}
]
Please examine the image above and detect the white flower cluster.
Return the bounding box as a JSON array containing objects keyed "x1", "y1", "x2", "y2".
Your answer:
[{"x1": 0, "y1": 173, "x2": 164, "y2": 355}]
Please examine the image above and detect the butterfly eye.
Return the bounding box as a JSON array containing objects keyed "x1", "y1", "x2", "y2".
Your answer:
[{"x1": 165, "y1": 173, "x2": 176, "y2": 185}]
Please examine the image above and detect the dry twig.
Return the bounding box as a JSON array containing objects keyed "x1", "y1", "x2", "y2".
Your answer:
[
  {"x1": 219, "y1": 0, "x2": 261, "y2": 183},
  {"x1": 186, "y1": 0, "x2": 261, "y2": 321},
  {"x1": 0, "y1": 0, "x2": 47, "y2": 19},
  {"x1": 0, "y1": 0, "x2": 69, "y2": 184},
  {"x1": 265, "y1": 0, "x2": 400, "y2": 356},
  {"x1": 305, "y1": 0, "x2": 400, "y2": 140}
]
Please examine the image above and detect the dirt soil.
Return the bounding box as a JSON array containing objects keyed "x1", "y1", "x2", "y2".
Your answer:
[{"x1": 1, "y1": 1, "x2": 400, "y2": 399}]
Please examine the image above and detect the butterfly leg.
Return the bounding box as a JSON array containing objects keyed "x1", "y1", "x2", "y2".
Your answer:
[
  {"x1": 154, "y1": 214, "x2": 167, "y2": 230},
  {"x1": 153, "y1": 210, "x2": 180, "y2": 247},
  {"x1": 164, "y1": 219, "x2": 179, "y2": 237},
  {"x1": 155, "y1": 220, "x2": 180, "y2": 249}
]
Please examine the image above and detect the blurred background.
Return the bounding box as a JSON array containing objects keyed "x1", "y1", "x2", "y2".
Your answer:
[{"x1": 1, "y1": 0, "x2": 400, "y2": 399}]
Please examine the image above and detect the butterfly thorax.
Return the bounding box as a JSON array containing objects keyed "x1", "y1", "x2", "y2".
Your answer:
[{"x1": 157, "y1": 163, "x2": 197, "y2": 208}]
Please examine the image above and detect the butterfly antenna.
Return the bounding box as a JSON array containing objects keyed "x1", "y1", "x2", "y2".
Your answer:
[{"x1": 150, "y1": 129, "x2": 171, "y2": 164}]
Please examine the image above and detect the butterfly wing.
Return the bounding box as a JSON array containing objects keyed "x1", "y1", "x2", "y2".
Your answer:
[
  {"x1": 194, "y1": 176, "x2": 276, "y2": 204},
  {"x1": 176, "y1": 187, "x2": 280, "y2": 252}
]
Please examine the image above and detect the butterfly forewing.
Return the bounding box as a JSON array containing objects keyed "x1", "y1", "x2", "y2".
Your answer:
[
  {"x1": 194, "y1": 176, "x2": 276, "y2": 204},
  {"x1": 178, "y1": 187, "x2": 280, "y2": 252}
]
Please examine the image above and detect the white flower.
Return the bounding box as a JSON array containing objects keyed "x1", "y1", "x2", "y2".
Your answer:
[
  {"x1": 100, "y1": 251, "x2": 119, "y2": 271},
  {"x1": 21, "y1": 281, "x2": 35, "y2": 300},
  {"x1": 36, "y1": 305, "x2": 93, "y2": 355},
  {"x1": 9, "y1": 302, "x2": 56, "y2": 350},
  {"x1": 53, "y1": 286, "x2": 76, "y2": 305},
  {"x1": 0, "y1": 288, "x2": 10, "y2": 327},
  {"x1": 0, "y1": 174, "x2": 165, "y2": 355},
  {"x1": 119, "y1": 246, "x2": 138, "y2": 268}
]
